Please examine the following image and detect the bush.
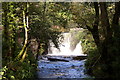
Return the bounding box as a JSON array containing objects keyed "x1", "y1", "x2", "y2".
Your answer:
[{"x1": 2, "y1": 51, "x2": 37, "y2": 80}]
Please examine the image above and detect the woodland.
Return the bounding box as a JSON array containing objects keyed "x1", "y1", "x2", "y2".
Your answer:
[{"x1": 1, "y1": 2, "x2": 120, "y2": 79}]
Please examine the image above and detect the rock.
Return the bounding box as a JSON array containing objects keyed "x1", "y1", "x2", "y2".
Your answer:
[
  {"x1": 80, "y1": 65, "x2": 83, "y2": 67},
  {"x1": 38, "y1": 56, "x2": 48, "y2": 60},
  {"x1": 71, "y1": 65, "x2": 75, "y2": 68},
  {"x1": 55, "y1": 68, "x2": 59, "y2": 70},
  {"x1": 41, "y1": 67, "x2": 44, "y2": 68}
]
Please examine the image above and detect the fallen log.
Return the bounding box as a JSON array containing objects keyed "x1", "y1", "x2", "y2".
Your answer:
[{"x1": 47, "y1": 57, "x2": 69, "y2": 62}]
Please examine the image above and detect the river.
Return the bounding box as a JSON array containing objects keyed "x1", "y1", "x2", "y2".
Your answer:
[
  {"x1": 37, "y1": 56, "x2": 91, "y2": 79},
  {"x1": 37, "y1": 29, "x2": 91, "y2": 79}
]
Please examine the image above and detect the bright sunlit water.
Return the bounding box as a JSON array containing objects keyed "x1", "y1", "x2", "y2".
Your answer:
[{"x1": 47, "y1": 32, "x2": 86, "y2": 56}]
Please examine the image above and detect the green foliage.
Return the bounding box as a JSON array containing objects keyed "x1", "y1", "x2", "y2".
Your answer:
[
  {"x1": 2, "y1": 2, "x2": 120, "y2": 79},
  {"x1": 71, "y1": 3, "x2": 95, "y2": 28},
  {"x1": 2, "y1": 2, "x2": 37, "y2": 80},
  {"x1": 84, "y1": 33, "x2": 120, "y2": 78},
  {"x1": 2, "y1": 60, "x2": 37, "y2": 80},
  {"x1": 70, "y1": 2, "x2": 120, "y2": 78},
  {"x1": 0, "y1": 66, "x2": 8, "y2": 79},
  {"x1": 2, "y1": 51, "x2": 37, "y2": 80},
  {"x1": 79, "y1": 30, "x2": 96, "y2": 54},
  {"x1": 2, "y1": 2, "x2": 24, "y2": 59},
  {"x1": 2, "y1": 2, "x2": 72, "y2": 79},
  {"x1": 29, "y1": 2, "x2": 72, "y2": 52},
  {"x1": 79, "y1": 29, "x2": 103, "y2": 77}
]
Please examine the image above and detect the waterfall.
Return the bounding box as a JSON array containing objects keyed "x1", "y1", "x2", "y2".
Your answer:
[
  {"x1": 37, "y1": 28, "x2": 90, "y2": 79},
  {"x1": 47, "y1": 28, "x2": 86, "y2": 56}
]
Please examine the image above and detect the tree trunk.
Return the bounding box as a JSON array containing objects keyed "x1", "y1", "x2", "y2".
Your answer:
[
  {"x1": 91, "y1": 2, "x2": 100, "y2": 48},
  {"x1": 100, "y1": 2, "x2": 112, "y2": 40},
  {"x1": 99, "y1": 2, "x2": 113, "y2": 75},
  {"x1": 99, "y1": 2, "x2": 112, "y2": 61},
  {"x1": 20, "y1": 3, "x2": 29, "y2": 62},
  {"x1": 16, "y1": 3, "x2": 28, "y2": 61}
]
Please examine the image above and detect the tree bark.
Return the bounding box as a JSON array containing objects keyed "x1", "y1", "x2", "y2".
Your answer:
[
  {"x1": 99, "y1": 3, "x2": 112, "y2": 74},
  {"x1": 86, "y1": 2, "x2": 100, "y2": 53},
  {"x1": 99, "y1": 2, "x2": 110, "y2": 55},
  {"x1": 20, "y1": 3, "x2": 29, "y2": 62},
  {"x1": 91, "y1": 2, "x2": 100, "y2": 48},
  {"x1": 99, "y1": 2, "x2": 112, "y2": 40},
  {"x1": 16, "y1": 3, "x2": 28, "y2": 62}
]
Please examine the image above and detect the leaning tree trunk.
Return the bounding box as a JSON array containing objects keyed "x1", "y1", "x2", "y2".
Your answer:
[
  {"x1": 16, "y1": 3, "x2": 28, "y2": 62},
  {"x1": 86, "y1": 2, "x2": 101, "y2": 53},
  {"x1": 84, "y1": 2, "x2": 100, "y2": 48},
  {"x1": 20, "y1": 3, "x2": 29, "y2": 62},
  {"x1": 17, "y1": 10, "x2": 28, "y2": 60}
]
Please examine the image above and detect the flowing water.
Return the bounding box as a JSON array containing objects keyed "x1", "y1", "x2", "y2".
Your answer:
[
  {"x1": 37, "y1": 29, "x2": 90, "y2": 79},
  {"x1": 37, "y1": 58, "x2": 89, "y2": 78},
  {"x1": 47, "y1": 32, "x2": 86, "y2": 56}
]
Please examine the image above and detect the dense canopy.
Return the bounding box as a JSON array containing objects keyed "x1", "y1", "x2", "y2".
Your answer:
[{"x1": 1, "y1": 2, "x2": 120, "y2": 79}]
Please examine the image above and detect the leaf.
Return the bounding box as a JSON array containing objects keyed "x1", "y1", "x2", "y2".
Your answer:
[{"x1": 0, "y1": 72, "x2": 4, "y2": 75}]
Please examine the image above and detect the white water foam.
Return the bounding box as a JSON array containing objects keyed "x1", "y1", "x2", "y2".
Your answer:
[{"x1": 47, "y1": 32, "x2": 86, "y2": 56}]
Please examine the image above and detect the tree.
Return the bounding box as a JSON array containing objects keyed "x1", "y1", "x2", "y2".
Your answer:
[
  {"x1": 16, "y1": 2, "x2": 29, "y2": 62},
  {"x1": 29, "y1": 2, "x2": 71, "y2": 59},
  {"x1": 2, "y1": 2, "x2": 37, "y2": 79},
  {"x1": 70, "y1": 2, "x2": 120, "y2": 78},
  {"x1": 2, "y1": 2, "x2": 19, "y2": 60}
]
